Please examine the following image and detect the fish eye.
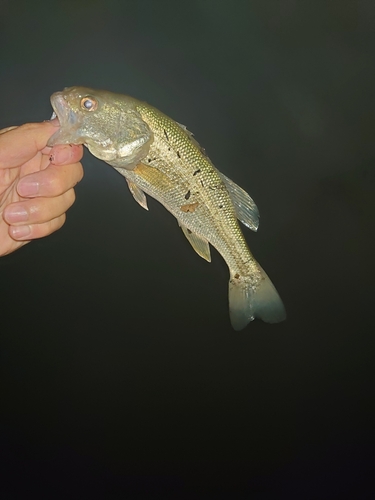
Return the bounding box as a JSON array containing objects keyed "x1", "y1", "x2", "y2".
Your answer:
[{"x1": 81, "y1": 96, "x2": 97, "y2": 111}]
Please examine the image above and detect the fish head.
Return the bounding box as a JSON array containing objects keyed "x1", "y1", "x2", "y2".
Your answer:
[{"x1": 48, "y1": 86, "x2": 153, "y2": 166}]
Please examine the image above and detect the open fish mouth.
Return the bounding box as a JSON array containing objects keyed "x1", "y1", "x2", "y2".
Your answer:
[
  {"x1": 47, "y1": 92, "x2": 80, "y2": 146},
  {"x1": 49, "y1": 92, "x2": 78, "y2": 128}
]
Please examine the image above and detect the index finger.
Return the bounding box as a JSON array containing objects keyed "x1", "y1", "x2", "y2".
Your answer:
[{"x1": 0, "y1": 120, "x2": 60, "y2": 170}]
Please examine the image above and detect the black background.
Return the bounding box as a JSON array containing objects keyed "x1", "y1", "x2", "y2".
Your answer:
[{"x1": 1, "y1": 1, "x2": 374, "y2": 498}]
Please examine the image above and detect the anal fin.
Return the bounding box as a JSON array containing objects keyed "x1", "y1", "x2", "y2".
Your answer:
[
  {"x1": 179, "y1": 223, "x2": 211, "y2": 262},
  {"x1": 126, "y1": 179, "x2": 148, "y2": 210}
]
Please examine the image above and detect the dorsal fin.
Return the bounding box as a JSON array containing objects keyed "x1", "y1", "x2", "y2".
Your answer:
[
  {"x1": 177, "y1": 122, "x2": 209, "y2": 157},
  {"x1": 218, "y1": 172, "x2": 259, "y2": 231}
]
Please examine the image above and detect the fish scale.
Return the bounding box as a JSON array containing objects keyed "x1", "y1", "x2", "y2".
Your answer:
[
  {"x1": 48, "y1": 86, "x2": 286, "y2": 329},
  {"x1": 135, "y1": 104, "x2": 254, "y2": 276}
]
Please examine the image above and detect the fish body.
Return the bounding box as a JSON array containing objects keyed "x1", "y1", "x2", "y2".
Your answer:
[{"x1": 48, "y1": 87, "x2": 286, "y2": 330}]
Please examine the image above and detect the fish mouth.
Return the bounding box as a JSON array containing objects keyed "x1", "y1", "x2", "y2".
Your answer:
[
  {"x1": 50, "y1": 92, "x2": 78, "y2": 126},
  {"x1": 47, "y1": 92, "x2": 79, "y2": 147}
]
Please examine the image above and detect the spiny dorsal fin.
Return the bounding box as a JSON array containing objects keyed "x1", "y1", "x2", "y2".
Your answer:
[
  {"x1": 179, "y1": 222, "x2": 211, "y2": 262},
  {"x1": 218, "y1": 172, "x2": 259, "y2": 231},
  {"x1": 177, "y1": 122, "x2": 209, "y2": 157}
]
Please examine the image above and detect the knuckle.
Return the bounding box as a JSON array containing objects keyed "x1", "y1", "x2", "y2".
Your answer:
[
  {"x1": 18, "y1": 122, "x2": 47, "y2": 134},
  {"x1": 76, "y1": 163, "x2": 84, "y2": 182},
  {"x1": 47, "y1": 171, "x2": 65, "y2": 194},
  {"x1": 35, "y1": 214, "x2": 66, "y2": 238},
  {"x1": 28, "y1": 201, "x2": 42, "y2": 219},
  {"x1": 18, "y1": 122, "x2": 36, "y2": 131},
  {"x1": 53, "y1": 214, "x2": 66, "y2": 231},
  {"x1": 69, "y1": 162, "x2": 84, "y2": 185},
  {"x1": 65, "y1": 188, "x2": 76, "y2": 208}
]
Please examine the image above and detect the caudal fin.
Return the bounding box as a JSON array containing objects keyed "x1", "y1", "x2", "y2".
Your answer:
[{"x1": 228, "y1": 267, "x2": 286, "y2": 331}]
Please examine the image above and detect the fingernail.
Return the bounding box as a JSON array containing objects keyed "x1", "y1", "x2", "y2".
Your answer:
[
  {"x1": 4, "y1": 206, "x2": 28, "y2": 223},
  {"x1": 17, "y1": 180, "x2": 39, "y2": 196},
  {"x1": 10, "y1": 225, "x2": 31, "y2": 239},
  {"x1": 51, "y1": 145, "x2": 72, "y2": 164}
]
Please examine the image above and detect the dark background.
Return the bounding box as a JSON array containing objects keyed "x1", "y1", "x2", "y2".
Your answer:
[{"x1": 1, "y1": 1, "x2": 374, "y2": 498}]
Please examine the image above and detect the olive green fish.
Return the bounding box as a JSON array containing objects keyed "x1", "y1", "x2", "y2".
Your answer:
[{"x1": 48, "y1": 87, "x2": 286, "y2": 330}]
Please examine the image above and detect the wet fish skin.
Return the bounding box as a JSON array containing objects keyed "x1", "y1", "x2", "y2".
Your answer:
[{"x1": 48, "y1": 87, "x2": 286, "y2": 330}]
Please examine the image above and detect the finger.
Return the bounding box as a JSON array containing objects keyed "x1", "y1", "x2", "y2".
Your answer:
[
  {"x1": 40, "y1": 143, "x2": 84, "y2": 163},
  {"x1": 49, "y1": 144, "x2": 83, "y2": 165},
  {"x1": 8, "y1": 214, "x2": 66, "y2": 241},
  {"x1": 0, "y1": 120, "x2": 59, "y2": 170},
  {"x1": 4, "y1": 188, "x2": 76, "y2": 226},
  {"x1": 17, "y1": 161, "x2": 84, "y2": 198},
  {"x1": 0, "y1": 126, "x2": 18, "y2": 135}
]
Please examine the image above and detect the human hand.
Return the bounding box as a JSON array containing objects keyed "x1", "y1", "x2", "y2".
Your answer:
[{"x1": 0, "y1": 120, "x2": 84, "y2": 256}]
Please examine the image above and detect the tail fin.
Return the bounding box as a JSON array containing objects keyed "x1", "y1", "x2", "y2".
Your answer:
[{"x1": 228, "y1": 266, "x2": 286, "y2": 331}]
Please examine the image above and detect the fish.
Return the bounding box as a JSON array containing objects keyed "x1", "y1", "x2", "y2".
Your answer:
[{"x1": 48, "y1": 87, "x2": 286, "y2": 330}]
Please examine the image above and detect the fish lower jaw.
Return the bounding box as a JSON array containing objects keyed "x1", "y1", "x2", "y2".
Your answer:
[{"x1": 86, "y1": 142, "x2": 118, "y2": 163}]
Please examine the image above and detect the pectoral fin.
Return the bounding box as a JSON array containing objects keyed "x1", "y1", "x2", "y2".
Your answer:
[
  {"x1": 134, "y1": 163, "x2": 174, "y2": 193},
  {"x1": 126, "y1": 179, "x2": 148, "y2": 210},
  {"x1": 179, "y1": 223, "x2": 211, "y2": 262},
  {"x1": 218, "y1": 172, "x2": 259, "y2": 231}
]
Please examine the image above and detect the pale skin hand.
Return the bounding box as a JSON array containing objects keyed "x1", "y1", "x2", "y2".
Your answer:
[{"x1": 0, "y1": 120, "x2": 84, "y2": 256}]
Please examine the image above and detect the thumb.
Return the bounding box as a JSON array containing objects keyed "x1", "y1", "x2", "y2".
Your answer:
[{"x1": 0, "y1": 121, "x2": 60, "y2": 170}]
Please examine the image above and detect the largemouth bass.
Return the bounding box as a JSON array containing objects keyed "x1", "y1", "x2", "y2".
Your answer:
[{"x1": 48, "y1": 87, "x2": 286, "y2": 330}]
